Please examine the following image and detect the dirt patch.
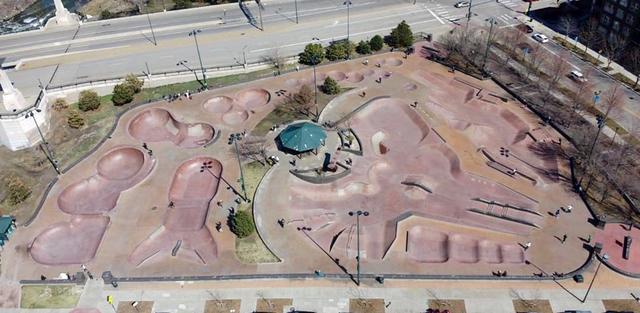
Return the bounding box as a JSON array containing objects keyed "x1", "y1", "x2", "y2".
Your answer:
[
  {"x1": 79, "y1": 0, "x2": 137, "y2": 16},
  {"x1": 602, "y1": 299, "x2": 640, "y2": 312},
  {"x1": 428, "y1": 299, "x2": 466, "y2": 313},
  {"x1": 512, "y1": 299, "x2": 552, "y2": 313},
  {"x1": 116, "y1": 301, "x2": 154, "y2": 313},
  {"x1": 349, "y1": 298, "x2": 385, "y2": 313},
  {"x1": 204, "y1": 299, "x2": 241, "y2": 313},
  {"x1": 20, "y1": 285, "x2": 82, "y2": 309},
  {"x1": 255, "y1": 298, "x2": 292, "y2": 313}
]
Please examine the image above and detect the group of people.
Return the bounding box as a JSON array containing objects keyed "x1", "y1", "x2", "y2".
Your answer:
[{"x1": 164, "y1": 90, "x2": 194, "y2": 102}]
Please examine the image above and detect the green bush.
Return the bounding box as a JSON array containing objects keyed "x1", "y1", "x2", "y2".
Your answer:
[
  {"x1": 321, "y1": 77, "x2": 340, "y2": 95},
  {"x1": 325, "y1": 40, "x2": 354, "y2": 61},
  {"x1": 78, "y1": 90, "x2": 100, "y2": 112},
  {"x1": 174, "y1": 0, "x2": 193, "y2": 9},
  {"x1": 67, "y1": 110, "x2": 85, "y2": 129},
  {"x1": 125, "y1": 74, "x2": 144, "y2": 93},
  {"x1": 52, "y1": 98, "x2": 68, "y2": 111},
  {"x1": 111, "y1": 83, "x2": 135, "y2": 106},
  {"x1": 4, "y1": 175, "x2": 31, "y2": 205},
  {"x1": 370, "y1": 35, "x2": 384, "y2": 51},
  {"x1": 299, "y1": 43, "x2": 325, "y2": 65},
  {"x1": 100, "y1": 10, "x2": 114, "y2": 20},
  {"x1": 356, "y1": 40, "x2": 371, "y2": 54},
  {"x1": 387, "y1": 20, "x2": 414, "y2": 48},
  {"x1": 230, "y1": 210, "x2": 255, "y2": 238}
]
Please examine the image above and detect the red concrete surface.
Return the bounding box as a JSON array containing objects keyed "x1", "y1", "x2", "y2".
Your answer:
[
  {"x1": 129, "y1": 157, "x2": 221, "y2": 266},
  {"x1": 128, "y1": 108, "x2": 214, "y2": 148},
  {"x1": 30, "y1": 216, "x2": 110, "y2": 265},
  {"x1": 595, "y1": 223, "x2": 640, "y2": 275},
  {"x1": 202, "y1": 88, "x2": 271, "y2": 126},
  {"x1": 288, "y1": 98, "x2": 541, "y2": 260},
  {"x1": 57, "y1": 146, "x2": 155, "y2": 215}
]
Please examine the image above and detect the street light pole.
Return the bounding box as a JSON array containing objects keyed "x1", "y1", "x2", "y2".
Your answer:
[
  {"x1": 481, "y1": 17, "x2": 497, "y2": 74},
  {"x1": 465, "y1": 0, "x2": 474, "y2": 32},
  {"x1": 231, "y1": 133, "x2": 248, "y2": 201},
  {"x1": 26, "y1": 110, "x2": 60, "y2": 174},
  {"x1": 188, "y1": 29, "x2": 207, "y2": 87},
  {"x1": 344, "y1": 1, "x2": 352, "y2": 48},
  {"x1": 294, "y1": 0, "x2": 299, "y2": 24},
  {"x1": 311, "y1": 37, "x2": 321, "y2": 118},
  {"x1": 349, "y1": 210, "x2": 369, "y2": 286},
  {"x1": 257, "y1": 0, "x2": 264, "y2": 30},
  {"x1": 145, "y1": 4, "x2": 157, "y2": 46}
]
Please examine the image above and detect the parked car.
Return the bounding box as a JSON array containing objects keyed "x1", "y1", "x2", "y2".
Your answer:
[
  {"x1": 569, "y1": 70, "x2": 587, "y2": 82},
  {"x1": 532, "y1": 33, "x2": 549, "y2": 43},
  {"x1": 455, "y1": 1, "x2": 470, "y2": 7}
]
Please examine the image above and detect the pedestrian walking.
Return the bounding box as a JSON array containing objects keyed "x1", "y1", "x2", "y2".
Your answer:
[
  {"x1": 555, "y1": 209, "x2": 560, "y2": 218},
  {"x1": 524, "y1": 242, "x2": 532, "y2": 250},
  {"x1": 561, "y1": 234, "x2": 567, "y2": 243},
  {"x1": 566, "y1": 205, "x2": 572, "y2": 213}
]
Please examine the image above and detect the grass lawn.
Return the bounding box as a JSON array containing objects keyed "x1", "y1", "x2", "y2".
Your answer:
[
  {"x1": 20, "y1": 285, "x2": 82, "y2": 309},
  {"x1": 234, "y1": 161, "x2": 279, "y2": 263}
]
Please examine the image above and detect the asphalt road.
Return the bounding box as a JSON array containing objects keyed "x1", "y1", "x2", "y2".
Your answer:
[{"x1": 0, "y1": 0, "x2": 570, "y2": 106}]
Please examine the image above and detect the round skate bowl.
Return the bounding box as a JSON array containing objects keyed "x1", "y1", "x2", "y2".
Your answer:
[
  {"x1": 97, "y1": 147, "x2": 146, "y2": 180},
  {"x1": 128, "y1": 108, "x2": 214, "y2": 148},
  {"x1": 58, "y1": 146, "x2": 154, "y2": 215},
  {"x1": 30, "y1": 216, "x2": 110, "y2": 265},
  {"x1": 237, "y1": 88, "x2": 271, "y2": 110},
  {"x1": 326, "y1": 71, "x2": 346, "y2": 81},
  {"x1": 223, "y1": 110, "x2": 249, "y2": 125},
  {"x1": 203, "y1": 96, "x2": 234, "y2": 113},
  {"x1": 346, "y1": 72, "x2": 364, "y2": 83},
  {"x1": 362, "y1": 69, "x2": 376, "y2": 76},
  {"x1": 383, "y1": 58, "x2": 403, "y2": 66}
]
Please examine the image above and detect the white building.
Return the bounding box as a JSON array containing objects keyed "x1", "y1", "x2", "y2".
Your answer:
[{"x1": 0, "y1": 69, "x2": 50, "y2": 151}]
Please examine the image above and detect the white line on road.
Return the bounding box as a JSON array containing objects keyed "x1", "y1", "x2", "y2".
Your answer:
[{"x1": 428, "y1": 9, "x2": 445, "y2": 25}]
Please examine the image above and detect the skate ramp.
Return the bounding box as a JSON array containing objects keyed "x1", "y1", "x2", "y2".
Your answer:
[
  {"x1": 203, "y1": 96, "x2": 234, "y2": 113},
  {"x1": 237, "y1": 88, "x2": 271, "y2": 110},
  {"x1": 58, "y1": 146, "x2": 155, "y2": 215},
  {"x1": 346, "y1": 72, "x2": 364, "y2": 83},
  {"x1": 128, "y1": 108, "x2": 214, "y2": 148},
  {"x1": 30, "y1": 216, "x2": 110, "y2": 265},
  {"x1": 129, "y1": 157, "x2": 221, "y2": 266}
]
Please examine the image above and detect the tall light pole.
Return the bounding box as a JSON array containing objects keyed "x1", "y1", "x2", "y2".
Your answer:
[
  {"x1": 344, "y1": 1, "x2": 352, "y2": 47},
  {"x1": 26, "y1": 109, "x2": 60, "y2": 174},
  {"x1": 176, "y1": 60, "x2": 202, "y2": 86},
  {"x1": 465, "y1": 0, "x2": 474, "y2": 33},
  {"x1": 229, "y1": 133, "x2": 248, "y2": 201},
  {"x1": 311, "y1": 37, "x2": 321, "y2": 119},
  {"x1": 188, "y1": 29, "x2": 207, "y2": 87},
  {"x1": 294, "y1": 0, "x2": 299, "y2": 24},
  {"x1": 145, "y1": 4, "x2": 157, "y2": 46},
  {"x1": 348, "y1": 210, "x2": 369, "y2": 286},
  {"x1": 481, "y1": 17, "x2": 498, "y2": 74}
]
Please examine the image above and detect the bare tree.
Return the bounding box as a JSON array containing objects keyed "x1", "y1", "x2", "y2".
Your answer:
[
  {"x1": 580, "y1": 18, "x2": 601, "y2": 54},
  {"x1": 624, "y1": 49, "x2": 640, "y2": 88},
  {"x1": 499, "y1": 27, "x2": 525, "y2": 65},
  {"x1": 545, "y1": 51, "x2": 571, "y2": 95},
  {"x1": 524, "y1": 46, "x2": 547, "y2": 79},
  {"x1": 560, "y1": 16, "x2": 575, "y2": 41},
  {"x1": 603, "y1": 34, "x2": 627, "y2": 68},
  {"x1": 237, "y1": 136, "x2": 268, "y2": 165},
  {"x1": 262, "y1": 47, "x2": 287, "y2": 75}
]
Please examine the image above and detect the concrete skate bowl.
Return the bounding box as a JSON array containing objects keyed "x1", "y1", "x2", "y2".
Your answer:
[
  {"x1": 30, "y1": 216, "x2": 110, "y2": 265},
  {"x1": 362, "y1": 68, "x2": 376, "y2": 77},
  {"x1": 222, "y1": 110, "x2": 250, "y2": 125},
  {"x1": 357, "y1": 98, "x2": 430, "y2": 147},
  {"x1": 346, "y1": 71, "x2": 365, "y2": 83},
  {"x1": 202, "y1": 96, "x2": 234, "y2": 113},
  {"x1": 499, "y1": 109, "x2": 530, "y2": 144},
  {"x1": 381, "y1": 58, "x2": 403, "y2": 67},
  {"x1": 325, "y1": 70, "x2": 347, "y2": 81},
  {"x1": 58, "y1": 146, "x2": 154, "y2": 215},
  {"x1": 449, "y1": 234, "x2": 480, "y2": 263},
  {"x1": 128, "y1": 108, "x2": 214, "y2": 148},
  {"x1": 236, "y1": 88, "x2": 271, "y2": 111},
  {"x1": 285, "y1": 78, "x2": 309, "y2": 88},
  {"x1": 129, "y1": 157, "x2": 221, "y2": 266}
]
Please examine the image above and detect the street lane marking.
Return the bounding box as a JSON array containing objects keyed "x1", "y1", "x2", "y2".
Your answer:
[{"x1": 428, "y1": 9, "x2": 445, "y2": 25}]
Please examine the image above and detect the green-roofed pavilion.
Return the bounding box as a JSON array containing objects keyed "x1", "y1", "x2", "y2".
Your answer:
[{"x1": 277, "y1": 122, "x2": 327, "y2": 153}]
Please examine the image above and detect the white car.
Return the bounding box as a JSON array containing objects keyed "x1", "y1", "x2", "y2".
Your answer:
[
  {"x1": 569, "y1": 70, "x2": 587, "y2": 82},
  {"x1": 532, "y1": 33, "x2": 549, "y2": 43},
  {"x1": 455, "y1": 1, "x2": 470, "y2": 7}
]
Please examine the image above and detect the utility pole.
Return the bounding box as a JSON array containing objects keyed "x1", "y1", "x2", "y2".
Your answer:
[
  {"x1": 481, "y1": 17, "x2": 497, "y2": 73},
  {"x1": 294, "y1": 0, "x2": 299, "y2": 24},
  {"x1": 348, "y1": 210, "x2": 369, "y2": 286},
  {"x1": 145, "y1": 4, "x2": 157, "y2": 46},
  {"x1": 188, "y1": 29, "x2": 207, "y2": 87},
  {"x1": 344, "y1": 1, "x2": 352, "y2": 43},
  {"x1": 311, "y1": 37, "x2": 321, "y2": 118}
]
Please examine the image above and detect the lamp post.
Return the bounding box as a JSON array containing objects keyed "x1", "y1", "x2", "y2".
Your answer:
[
  {"x1": 200, "y1": 161, "x2": 246, "y2": 201},
  {"x1": 229, "y1": 133, "x2": 248, "y2": 201},
  {"x1": 344, "y1": 1, "x2": 352, "y2": 59},
  {"x1": 311, "y1": 37, "x2": 321, "y2": 118},
  {"x1": 145, "y1": 4, "x2": 157, "y2": 46},
  {"x1": 348, "y1": 210, "x2": 369, "y2": 286},
  {"x1": 257, "y1": 0, "x2": 264, "y2": 30},
  {"x1": 294, "y1": 0, "x2": 299, "y2": 24},
  {"x1": 188, "y1": 29, "x2": 207, "y2": 87},
  {"x1": 176, "y1": 60, "x2": 202, "y2": 86},
  {"x1": 481, "y1": 17, "x2": 498, "y2": 74},
  {"x1": 26, "y1": 109, "x2": 60, "y2": 174}
]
